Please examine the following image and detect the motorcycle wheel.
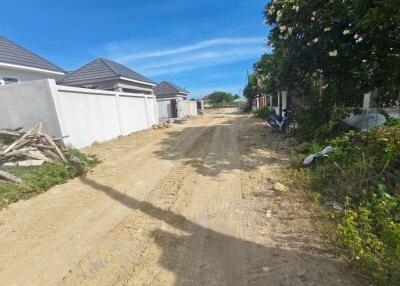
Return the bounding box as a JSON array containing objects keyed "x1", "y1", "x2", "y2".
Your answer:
[{"x1": 284, "y1": 121, "x2": 297, "y2": 137}]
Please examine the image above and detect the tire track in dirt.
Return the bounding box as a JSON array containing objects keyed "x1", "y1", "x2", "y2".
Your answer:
[
  {"x1": 0, "y1": 116, "x2": 219, "y2": 286},
  {"x1": 60, "y1": 116, "x2": 225, "y2": 286},
  {"x1": 0, "y1": 110, "x2": 365, "y2": 286}
]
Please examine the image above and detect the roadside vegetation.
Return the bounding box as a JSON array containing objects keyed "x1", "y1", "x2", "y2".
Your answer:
[
  {"x1": 0, "y1": 150, "x2": 99, "y2": 209},
  {"x1": 253, "y1": 106, "x2": 271, "y2": 119},
  {"x1": 206, "y1": 91, "x2": 241, "y2": 108},
  {"x1": 244, "y1": 1, "x2": 400, "y2": 284},
  {"x1": 292, "y1": 123, "x2": 400, "y2": 284}
]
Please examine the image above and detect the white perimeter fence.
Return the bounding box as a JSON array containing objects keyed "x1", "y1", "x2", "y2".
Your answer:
[
  {"x1": 182, "y1": 101, "x2": 198, "y2": 117},
  {"x1": 0, "y1": 79, "x2": 159, "y2": 148},
  {"x1": 156, "y1": 98, "x2": 198, "y2": 121}
]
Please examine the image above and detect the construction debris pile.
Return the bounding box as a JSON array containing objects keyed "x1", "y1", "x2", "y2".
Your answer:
[{"x1": 0, "y1": 123, "x2": 69, "y2": 183}]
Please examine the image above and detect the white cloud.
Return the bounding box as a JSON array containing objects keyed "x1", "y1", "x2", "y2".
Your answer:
[
  {"x1": 139, "y1": 47, "x2": 264, "y2": 76},
  {"x1": 112, "y1": 37, "x2": 264, "y2": 62},
  {"x1": 104, "y1": 37, "x2": 266, "y2": 76}
]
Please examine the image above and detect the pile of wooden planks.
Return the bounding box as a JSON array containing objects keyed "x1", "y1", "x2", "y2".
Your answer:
[{"x1": 0, "y1": 123, "x2": 69, "y2": 183}]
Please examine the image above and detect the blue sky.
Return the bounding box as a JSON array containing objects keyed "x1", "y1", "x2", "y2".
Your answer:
[{"x1": 1, "y1": 0, "x2": 269, "y2": 98}]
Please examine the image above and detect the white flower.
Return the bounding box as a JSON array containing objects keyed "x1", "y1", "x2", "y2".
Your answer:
[
  {"x1": 279, "y1": 25, "x2": 287, "y2": 33},
  {"x1": 329, "y1": 50, "x2": 338, "y2": 57},
  {"x1": 277, "y1": 10, "x2": 282, "y2": 21},
  {"x1": 343, "y1": 29, "x2": 351, "y2": 35},
  {"x1": 324, "y1": 27, "x2": 332, "y2": 32},
  {"x1": 311, "y1": 16, "x2": 315, "y2": 21},
  {"x1": 313, "y1": 37, "x2": 319, "y2": 43},
  {"x1": 268, "y1": 6, "x2": 275, "y2": 15},
  {"x1": 292, "y1": 5, "x2": 299, "y2": 12},
  {"x1": 312, "y1": 11, "x2": 317, "y2": 16},
  {"x1": 354, "y1": 33, "x2": 359, "y2": 39},
  {"x1": 356, "y1": 37, "x2": 363, "y2": 43},
  {"x1": 362, "y1": 59, "x2": 367, "y2": 63}
]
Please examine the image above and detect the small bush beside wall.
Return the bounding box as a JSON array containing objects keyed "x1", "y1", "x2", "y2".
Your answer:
[
  {"x1": 302, "y1": 124, "x2": 400, "y2": 284},
  {"x1": 254, "y1": 106, "x2": 272, "y2": 119}
]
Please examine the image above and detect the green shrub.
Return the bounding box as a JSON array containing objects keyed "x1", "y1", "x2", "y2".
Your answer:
[
  {"x1": 0, "y1": 150, "x2": 99, "y2": 209},
  {"x1": 305, "y1": 124, "x2": 400, "y2": 284},
  {"x1": 242, "y1": 105, "x2": 253, "y2": 113},
  {"x1": 296, "y1": 106, "x2": 357, "y2": 143},
  {"x1": 211, "y1": 103, "x2": 223, "y2": 108},
  {"x1": 254, "y1": 106, "x2": 272, "y2": 119},
  {"x1": 304, "y1": 125, "x2": 400, "y2": 285}
]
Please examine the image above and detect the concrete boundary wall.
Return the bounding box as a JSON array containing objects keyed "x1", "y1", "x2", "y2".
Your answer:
[
  {"x1": 182, "y1": 100, "x2": 198, "y2": 117},
  {"x1": 0, "y1": 79, "x2": 159, "y2": 148}
]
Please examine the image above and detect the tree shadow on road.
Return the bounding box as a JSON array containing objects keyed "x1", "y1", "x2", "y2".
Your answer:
[
  {"x1": 153, "y1": 114, "x2": 291, "y2": 177},
  {"x1": 79, "y1": 177, "x2": 364, "y2": 286}
]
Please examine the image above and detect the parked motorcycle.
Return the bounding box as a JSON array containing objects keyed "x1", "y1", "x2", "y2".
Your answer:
[{"x1": 266, "y1": 108, "x2": 297, "y2": 136}]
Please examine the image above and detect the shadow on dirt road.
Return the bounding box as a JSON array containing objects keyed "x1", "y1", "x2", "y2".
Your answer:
[
  {"x1": 153, "y1": 114, "x2": 289, "y2": 177},
  {"x1": 80, "y1": 176, "x2": 361, "y2": 286}
]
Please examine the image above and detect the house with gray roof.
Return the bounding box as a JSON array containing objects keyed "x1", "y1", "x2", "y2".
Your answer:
[
  {"x1": 154, "y1": 81, "x2": 190, "y2": 120},
  {"x1": 0, "y1": 35, "x2": 65, "y2": 85},
  {"x1": 154, "y1": 81, "x2": 189, "y2": 99},
  {"x1": 57, "y1": 58, "x2": 156, "y2": 94}
]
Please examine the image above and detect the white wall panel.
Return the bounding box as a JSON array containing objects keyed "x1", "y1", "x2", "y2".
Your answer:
[
  {"x1": 54, "y1": 90, "x2": 121, "y2": 148},
  {"x1": 157, "y1": 100, "x2": 172, "y2": 119},
  {"x1": 146, "y1": 97, "x2": 157, "y2": 125},
  {"x1": 1, "y1": 80, "x2": 159, "y2": 149},
  {"x1": 118, "y1": 95, "x2": 148, "y2": 135}
]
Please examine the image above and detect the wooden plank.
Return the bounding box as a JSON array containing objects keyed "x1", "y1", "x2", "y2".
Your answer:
[
  {"x1": 31, "y1": 144, "x2": 55, "y2": 150},
  {"x1": 2, "y1": 124, "x2": 38, "y2": 155},
  {"x1": 26, "y1": 150, "x2": 54, "y2": 163},
  {"x1": 37, "y1": 122, "x2": 43, "y2": 134},
  {"x1": 43, "y1": 134, "x2": 67, "y2": 162},
  {"x1": 3, "y1": 147, "x2": 36, "y2": 157},
  {"x1": 3, "y1": 160, "x2": 45, "y2": 167},
  {"x1": 0, "y1": 130, "x2": 21, "y2": 137},
  {"x1": 42, "y1": 149, "x2": 59, "y2": 160},
  {"x1": 0, "y1": 170, "x2": 22, "y2": 183},
  {"x1": 13, "y1": 139, "x2": 31, "y2": 150}
]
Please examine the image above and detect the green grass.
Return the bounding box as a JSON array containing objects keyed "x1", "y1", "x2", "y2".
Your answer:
[
  {"x1": 253, "y1": 106, "x2": 272, "y2": 119},
  {"x1": 0, "y1": 150, "x2": 99, "y2": 209},
  {"x1": 289, "y1": 124, "x2": 400, "y2": 285}
]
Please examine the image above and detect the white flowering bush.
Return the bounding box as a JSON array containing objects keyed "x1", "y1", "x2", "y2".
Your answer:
[
  {"x1": 250, "y1": 1, "x2": 400, "y2": 284},
  {"x1": 255, "y1": 0, "x2": 400, "y2": 103}
]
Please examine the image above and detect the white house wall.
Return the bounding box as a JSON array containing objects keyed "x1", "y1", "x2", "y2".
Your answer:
[
  {"x1": 157, "y1": 99, "x2": 172, "y2": 119},
  {"x1": 146, "y1": 97, "x2": 157, "y2": 125},
  {"x1": 52, "y1": 87, "x2": 122, "y2": 148},
  {"x1": 118, "y1": 95, "x2": 149, "y2": 135},
  {"x1": 52, "y1": 83, "x2": 159, "y2": 148},
  {"x1": 182, "y1": 101, "x2": 198, "y2": 117},
  {"x1": 0, "y1": 79, "x2": 63, "y2": 136},
  {"x1": 0, "y1": 66, "x2": 62, "y2": 83},
  {"x1": 0, "y1": 79, "x2": 159, "y2": 149}
]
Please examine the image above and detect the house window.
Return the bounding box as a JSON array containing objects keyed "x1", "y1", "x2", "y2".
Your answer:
[{"x1": 2, "y1": 77, "x2": 19, "y2": 85}]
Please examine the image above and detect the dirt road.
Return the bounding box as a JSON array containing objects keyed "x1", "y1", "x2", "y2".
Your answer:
[{"x1": 0, "y1": 109, "x2": 362, "y2": 285}]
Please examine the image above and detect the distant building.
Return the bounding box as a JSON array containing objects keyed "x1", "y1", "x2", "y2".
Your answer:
[
  {"x1": 0, "y1": 35, "x2": 65, "y2": 85},
  {"x1": 57, "y1": 58, "x2": 155, "y2": 94}
]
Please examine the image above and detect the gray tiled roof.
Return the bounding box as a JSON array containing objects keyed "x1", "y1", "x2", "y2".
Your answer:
[
  {"x1": 57, "y1": 58, "x2": 155, "y2": 85},
  {"x1": 154, "y1": 81, "x2": 189, "y2": 96},
  {"x1": 0, "y1": 36, "x2": 64, "y2": 73}
]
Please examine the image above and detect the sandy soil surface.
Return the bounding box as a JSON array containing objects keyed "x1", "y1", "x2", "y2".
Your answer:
[{"x1": 0, "y1": 109, "x2": 363, "y2": 286}]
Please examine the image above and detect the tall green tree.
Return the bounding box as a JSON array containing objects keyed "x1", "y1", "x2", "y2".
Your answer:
[
  {"x1": 207, "y1": 91, "x2": 235, "y2": 103},
  {"x1": 243, "y1": 73, "x2": 259, "y2": 104},
  {"x1": 257, "y1": 0, "x2": 400, "y2": 106}
]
